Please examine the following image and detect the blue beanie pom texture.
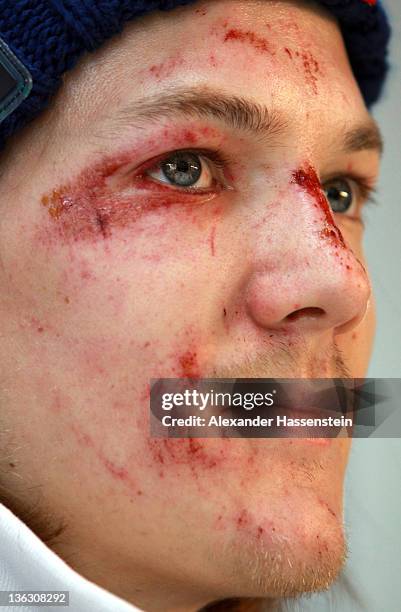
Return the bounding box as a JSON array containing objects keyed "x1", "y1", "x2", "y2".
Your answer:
[
  {"x1": 0, "y1": 0, "x2": 390, "y2": 149},
  {"x1": 318, "y1": 0, "x2": 390, "y2": 109}
]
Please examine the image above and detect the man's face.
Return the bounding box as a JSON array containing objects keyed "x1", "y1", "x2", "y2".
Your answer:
[{"x1": 0, "y1": 0, "x2": 380, "y2": 609}]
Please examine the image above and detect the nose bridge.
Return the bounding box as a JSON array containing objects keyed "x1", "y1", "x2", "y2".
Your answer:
[
  {"x1": 286, "y1": 164, "x2": 348, "y2": 263},
  {"x1": 250, "y1": 167, "x2": 341, "y2": 270},
  {"x1": 246, "y1": 164, "x2": 371, "y2": 334}
]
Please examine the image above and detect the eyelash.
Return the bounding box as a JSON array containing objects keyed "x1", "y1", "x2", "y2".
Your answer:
[
  {"x1": 138, "y1": 148, "x2": 231, "y2": 192},
  {"x1": 141, "y1": 148, "x2": 378, "y2": 207},
  {"x1": 348, "y1": 175, "x2": 377, "y2": 206},
  {"x1": 326, "y1": 173, "x2": 378, "y2": 209}
]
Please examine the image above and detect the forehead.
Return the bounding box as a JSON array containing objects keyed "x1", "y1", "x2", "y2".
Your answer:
[{"x1": 60, "y1": 0, "x2": 369, "y2": 137}]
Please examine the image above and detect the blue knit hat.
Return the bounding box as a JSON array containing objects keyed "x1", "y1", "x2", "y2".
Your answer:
[{"x1": 0, "y1": 0, "x2": 391, "y2": 149}]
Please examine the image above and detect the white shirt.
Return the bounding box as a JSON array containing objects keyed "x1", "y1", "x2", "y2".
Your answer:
[{"x1": 0, "y1": 503, "x2": 141, "y2": 612}]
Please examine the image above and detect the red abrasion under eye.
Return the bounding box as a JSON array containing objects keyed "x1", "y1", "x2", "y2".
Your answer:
[{"x1": 39, "y1": 149, "x2": 210, "y2": 244}]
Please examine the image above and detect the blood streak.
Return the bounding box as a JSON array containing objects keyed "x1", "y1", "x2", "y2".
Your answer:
[
  {"x1": 209, "y1": 52, "x2": 218, "y2": 68},
  {"x1": 179, "y1": 350, "x2": 200, "y2": 378},
  {"x1": 70, "y1": 423, "x2": 141, "y2": 493},
  {"x1": 292, "y1": 163, "x2": 346, "y2": 248},
  {"x1": 295, "y1": 50, "x2": 321, "y2": 94},
  {"x1": 362, "y1": 0, "x2": 376, "y2": 5},
  {"x1": 223, "y1": 29, "x2": 272, "y2": 55},
  {"x1": 283, "y1": 48, "x2": 321, "y2": 92},
  {"x1": 148, "y1": 56, "x2": 184, "y2": 81},
  {"x1": 209, "y1": 225, "x2": 216, "y2": 256},
  {"x1": 318, "y1": 498, "x2": 337, "y2": 518},
  {"x1": 148, "y1": 438, "x2": 223, "y2": 474},
  {"x1": 236, "y1": 509, "x2": 250, "y2": 528}
]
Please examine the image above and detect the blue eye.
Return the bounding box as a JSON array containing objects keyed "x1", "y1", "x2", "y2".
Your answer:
[
  {"x1": 324, "y1": 178, "x2": 353, "y2": 213},
  {"x1": 147, "y1": 151, "x2": 217, "y2": 190},
  {"x1": 145, "y1": 149, "x2": 232, "y2": 192},
  {"x1": 161, "y1": 152, "x2": 202, "y2": 187}
]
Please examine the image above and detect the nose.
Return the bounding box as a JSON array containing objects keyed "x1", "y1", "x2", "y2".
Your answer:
[{"x1": 245, "y1": 166, "x2": 371, "y2": 336}]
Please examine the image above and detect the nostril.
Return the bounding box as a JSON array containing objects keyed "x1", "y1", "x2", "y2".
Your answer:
[{"x1": 286, "y1": 307, "x2": 326, "y2": 322}]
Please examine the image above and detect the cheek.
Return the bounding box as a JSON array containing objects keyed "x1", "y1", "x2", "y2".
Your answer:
[
  {"x1": 0, "y1": 216, "x2": 228, "y2": 499},
  {"x1": 0, "y1": 178, "x2": 220, "y2": 399},
  {"x1": 332, "y1": 224, "x2": 374, "y2": 377}
]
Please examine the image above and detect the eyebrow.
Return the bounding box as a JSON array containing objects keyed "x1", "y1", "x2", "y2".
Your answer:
[
  {"x1": 107, "y1": 87, "x2": 287, "y2": 141},
  {"x1": 343, "y1": 120, "x2": 383, "y2": 155},
  {"x1": 105, "y1": 86, "x2": 383, "y2": 155}
]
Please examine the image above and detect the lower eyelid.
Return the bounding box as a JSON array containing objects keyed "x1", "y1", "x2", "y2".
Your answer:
[{"x1": 134, "y1": 172, "x2": 220, "y2": 196}]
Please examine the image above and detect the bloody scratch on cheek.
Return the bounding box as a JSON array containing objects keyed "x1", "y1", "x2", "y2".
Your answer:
[
  {"x1": 147, "y1": 438, "x2": 225, "y2": 478},
  {"x1": 179, "y1": 350, "x2": 201, "y2": 378},
  {"x1": 209, "y1": 225, "x2": 216, "y2": 256},
  {"x1": 234, "y1": 509, "x2": 274, "y2": 541},
  {"x1": 209, "y1": 52, "x2": 218, "y2": 68},
  {"x1": 236, "y1": 509, "x2": 250, "y2": 528},
  {"x1": 284, "y1": 47, "x2": 293, "y2": 59},
  {"x1": 318, "y1": 498, "x2": 337, "y2": 519},
  {"x1": 70, "y1": 423, "x2": 142, "y2": 494}
]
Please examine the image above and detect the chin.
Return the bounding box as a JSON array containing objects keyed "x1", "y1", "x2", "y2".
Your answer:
[
  {"x1": 223, "y1": 524, "x2": 346, "y2": 600},
  {"x1": 213, "y1": 483, "x2": 347, "y2": 600}
]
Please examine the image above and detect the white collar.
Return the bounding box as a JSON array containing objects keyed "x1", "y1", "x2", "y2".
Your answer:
[{"x1": 0, "y1": 503, "x2": 141, "y2": 611}]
